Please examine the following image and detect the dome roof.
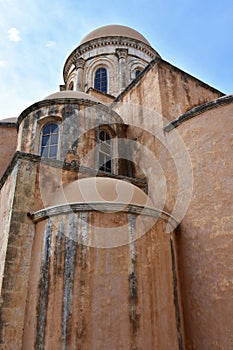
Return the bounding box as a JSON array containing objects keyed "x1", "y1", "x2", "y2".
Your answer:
[
  {"x1": 44, "y1": 90, "x2": 100, "y2": 103},
  {"x1": 79, "y1": 24, "x2": 151, "y2": 46},
  {"x1": 0, "y1": 117, "x2": 17, "y2": 123},
  {"x1": 49, "y1": 177, "x2": 153, "y2": 208}
]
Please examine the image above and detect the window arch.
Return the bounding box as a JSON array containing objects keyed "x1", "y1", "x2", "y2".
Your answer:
[
  {"x1": 98, "y1": 130, "x2": 111, "y2": 173},
  {"x1": 94, "y1": 67, "x2": 107, "y2": 93},
  {"x1": 68, "y1": 81, "x2": 74, "y2": 90},
  {"x1": 40, "y1": 123, "x2": 59, "y2": 159}
]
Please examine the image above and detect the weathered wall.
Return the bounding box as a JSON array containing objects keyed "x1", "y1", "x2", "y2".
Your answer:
[
  {"x1": 157, "y1": 61, "x2": 223, "y2": 122},
  {"x1": 112, "y1": 64, "x2": 166, "y2": 190},
  {"x1": 168, "y1": 103, "x2": 233, "y2": 349},
  {"x1": 112, "y1": 59, "x2": 222, "y2": 209},
  {"x1": 17, "y1": 101, "x2": 123, "y2": 166},
  {"x1": 87, "y1": 88, "x2": 115, "y2": 105},
  {"x1": 0, "y1": 125, "x2": 17, "y2": 178},
  {"x1": 114, "y1": 65, "x2": 232, "y2": 349},
  {"x1": 113, "y1": 63, "x2": 164, "y2": 131},
  {"x1": 23, "y1": 212, "x2": 179, "y2": 350},
  {"x1": 113, "y1": 59, "x2": 223, "y2": 127},
  {"x1": 0, "y1": 153, "x2": 181, "y2": 349},
  {"x1": 0, "y1": 157, "x2": 36, "y2": 350},
  {"x1": 0, "y1": 166, "x2": 18, "y2": 293}
]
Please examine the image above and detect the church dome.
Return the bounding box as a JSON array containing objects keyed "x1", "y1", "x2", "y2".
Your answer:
[
  {"x1": 0, "y1": 117, "x2": 17, "y2": 123},
  {"x1": 63, "y1": 24, "x2": 159, "y2": 100},
  {"x1": 49, "y1": 177, "x2": 153, "y2": 208},
  {"x1": 79, "y1": 24, "x2": 151, "y2": 46},
  {"x1": 44, "y1": 90, "x2": 100, "y2": 103}
]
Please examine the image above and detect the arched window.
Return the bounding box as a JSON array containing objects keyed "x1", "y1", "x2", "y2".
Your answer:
[
  {"x1": 135, "y1": 69, "x2": 142, "y2": 78},
  {"x1": 94, "y1": 67, "x2": 107, "y2": 93},
  {"x1": 40, "y1": 123, "x2": 59, "y2": 159},
  {"x1": 98, "y1": 130, "x2": 111, "y2": 173}
]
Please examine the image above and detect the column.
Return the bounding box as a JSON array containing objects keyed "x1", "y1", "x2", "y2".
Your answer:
[
  {"x1": 116, "y1": 49, "x2": 128, "y2": 92},
  {"x1": 74, "y1": 58, "x2": 85, "y2": 91}
]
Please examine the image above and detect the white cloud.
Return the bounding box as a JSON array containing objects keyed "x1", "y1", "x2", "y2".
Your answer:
[
  {"x1": 46, "y1": 41, "x2": 56, "y2": 47},
  {"x1": 0, "y1": 60, "x2": 5, "y2": 67},
  {"x1": 8, "y1": 27, "x2": 22, "y2": 42}
]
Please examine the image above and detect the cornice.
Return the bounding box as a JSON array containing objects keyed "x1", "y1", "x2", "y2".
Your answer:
[
  {"x1": 29, "y1": 202, "x2": 178, "y2": 227},
  {"x1": 113, "y1": 57, "x2": 224, "y2": 106},
  {"x1": 0, "y1": 121, "x2": 17, "y2": 127},
  {"x1": 164, "y1": 94, "x2": 233, "y2": 132},
  {"x1": 63, "y1": 36, "x2": 160, "y2": 82},
  {"x1": 0, "y1": 151, "x2": 147, "y2": 192},
  {"x1": 17, "y1": 98, "x2": 123, "y2": 128}
]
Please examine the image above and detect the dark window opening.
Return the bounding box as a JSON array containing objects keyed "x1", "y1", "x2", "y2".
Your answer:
[
  {"x1": 41, "y1": 123, "x2": 59, "y2": 159},
  {"x1": 98, "y1": 130, "x2": 111, "y2": 173},
  {"x1": 135, "y1": 69, "x2": 142, "y2": 78},
  {"x1": 94, "y1": 67, "x2": 107, "y2": 93}
]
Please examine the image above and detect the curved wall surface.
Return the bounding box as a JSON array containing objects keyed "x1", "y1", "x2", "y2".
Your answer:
[{"x1": 23, "y1": 204, "x2": 180, "y2": 350}]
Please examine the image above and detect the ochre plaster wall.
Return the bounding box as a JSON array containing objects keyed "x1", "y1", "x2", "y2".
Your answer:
[
  {"x1": 169, "y1": 103, "x2": 233, "y2": 349},
  {"x1": 17, "y1": 101, "x2": 123, "y2": 166},
  {"x1": 114, "y1": 70, "x2": 232, "y2": 348},
  {"x1": 0, "y1": 167, "x2": 18, "y2": 293},
  {"x1": 157, "y1": 61, "x2": 223, "y2": 122},
  {"x1": 23, "y1": 213, "x2": 179, "y2": 350},
  {"x1": 0, "y1": 158, "x2": 36, "y2": 349},
  {"x1": 113, "y1": 60, "x2": 223, "y2": 127},
  {"x1": 0, "y1": 126, "x2": 17, "y2": 178},
  {"x1": 113, "y1": 64, "x2": 164, "y2": 131}
]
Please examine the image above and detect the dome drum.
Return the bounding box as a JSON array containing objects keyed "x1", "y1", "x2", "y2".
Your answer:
[
  {"x1": 63, "y1": 36, "x2": 159, "y2": 82},
  {"x1": 62, "y1": 25, "x2": 160, "y2": 96}
]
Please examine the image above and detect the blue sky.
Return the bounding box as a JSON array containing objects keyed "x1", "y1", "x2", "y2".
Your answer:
[{"x1": 0, "y1": 0, "x2": 232, "y2": 119}]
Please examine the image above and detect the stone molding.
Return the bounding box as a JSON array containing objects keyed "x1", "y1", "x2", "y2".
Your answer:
[
  {"x1": 0, "y1": 151, "x2": 147, "y2": 192},
  {"x1": 115, "y1": 48, "x2": 128, "y2": 60},
  {"x1": 17, "y1": 98, "x2": 123, "y2": 127},
  {"x1": 74, "y1": 57, "x2": 85, "y2": 69},
  {"x1": 85, "y1": 55, "x2": 116, "y2": 95},
  {"x1": 0, "y1": 121, "x2": 17, "y2": 127},
  {"x1": 29, "y1": 202, "x2": 178, "y2": 227}
]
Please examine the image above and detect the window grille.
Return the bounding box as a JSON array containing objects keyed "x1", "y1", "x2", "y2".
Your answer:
[{"x1": 94, "y1": 67, "x2": 107, "y2": 93}]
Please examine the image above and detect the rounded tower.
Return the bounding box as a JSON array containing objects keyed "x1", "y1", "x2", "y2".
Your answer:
[
  {"x1": 62, "y1": 24, "x2": 160, "y2": 96},
  {"x1": 17, "y1": 90, "x2": 126, "y2": 175}
]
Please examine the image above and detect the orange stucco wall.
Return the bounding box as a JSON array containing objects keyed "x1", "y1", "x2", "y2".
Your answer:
[
  {"x1": 113, "y1": 59, "x2": 223, "y2": 126},
  {"x1": 169, "y1": 103, "x2": 233, "y2": 349},
  {"x1": 0, "y1": 125, "x2": 17, "y2": 178},
  {"x1": 0, "y1": 155, "x2": 181, "y2": 349},
  {"x1": 23, "y1": 213, "x2": 179, "y2": 350},
  {"x1": 157, "y1": 61, "x2": 223, "y2": 121}
]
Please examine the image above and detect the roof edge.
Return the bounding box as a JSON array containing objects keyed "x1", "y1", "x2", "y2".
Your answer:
[
  {"x1": 17, "y1": 97, "x2": 117, "y2": 128},
  {"x1": 0, "y1": 151, "x2": 147, "y2": 192},
  {"x1": 164, "y1": 94, "x2": 233, "y2": 132},
  {"x1": 30, "y1": 202, "x2": 178, "y2": 227},
  {"x1": 112, "y1": 57, "x2": 224, "y2": 105}
]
